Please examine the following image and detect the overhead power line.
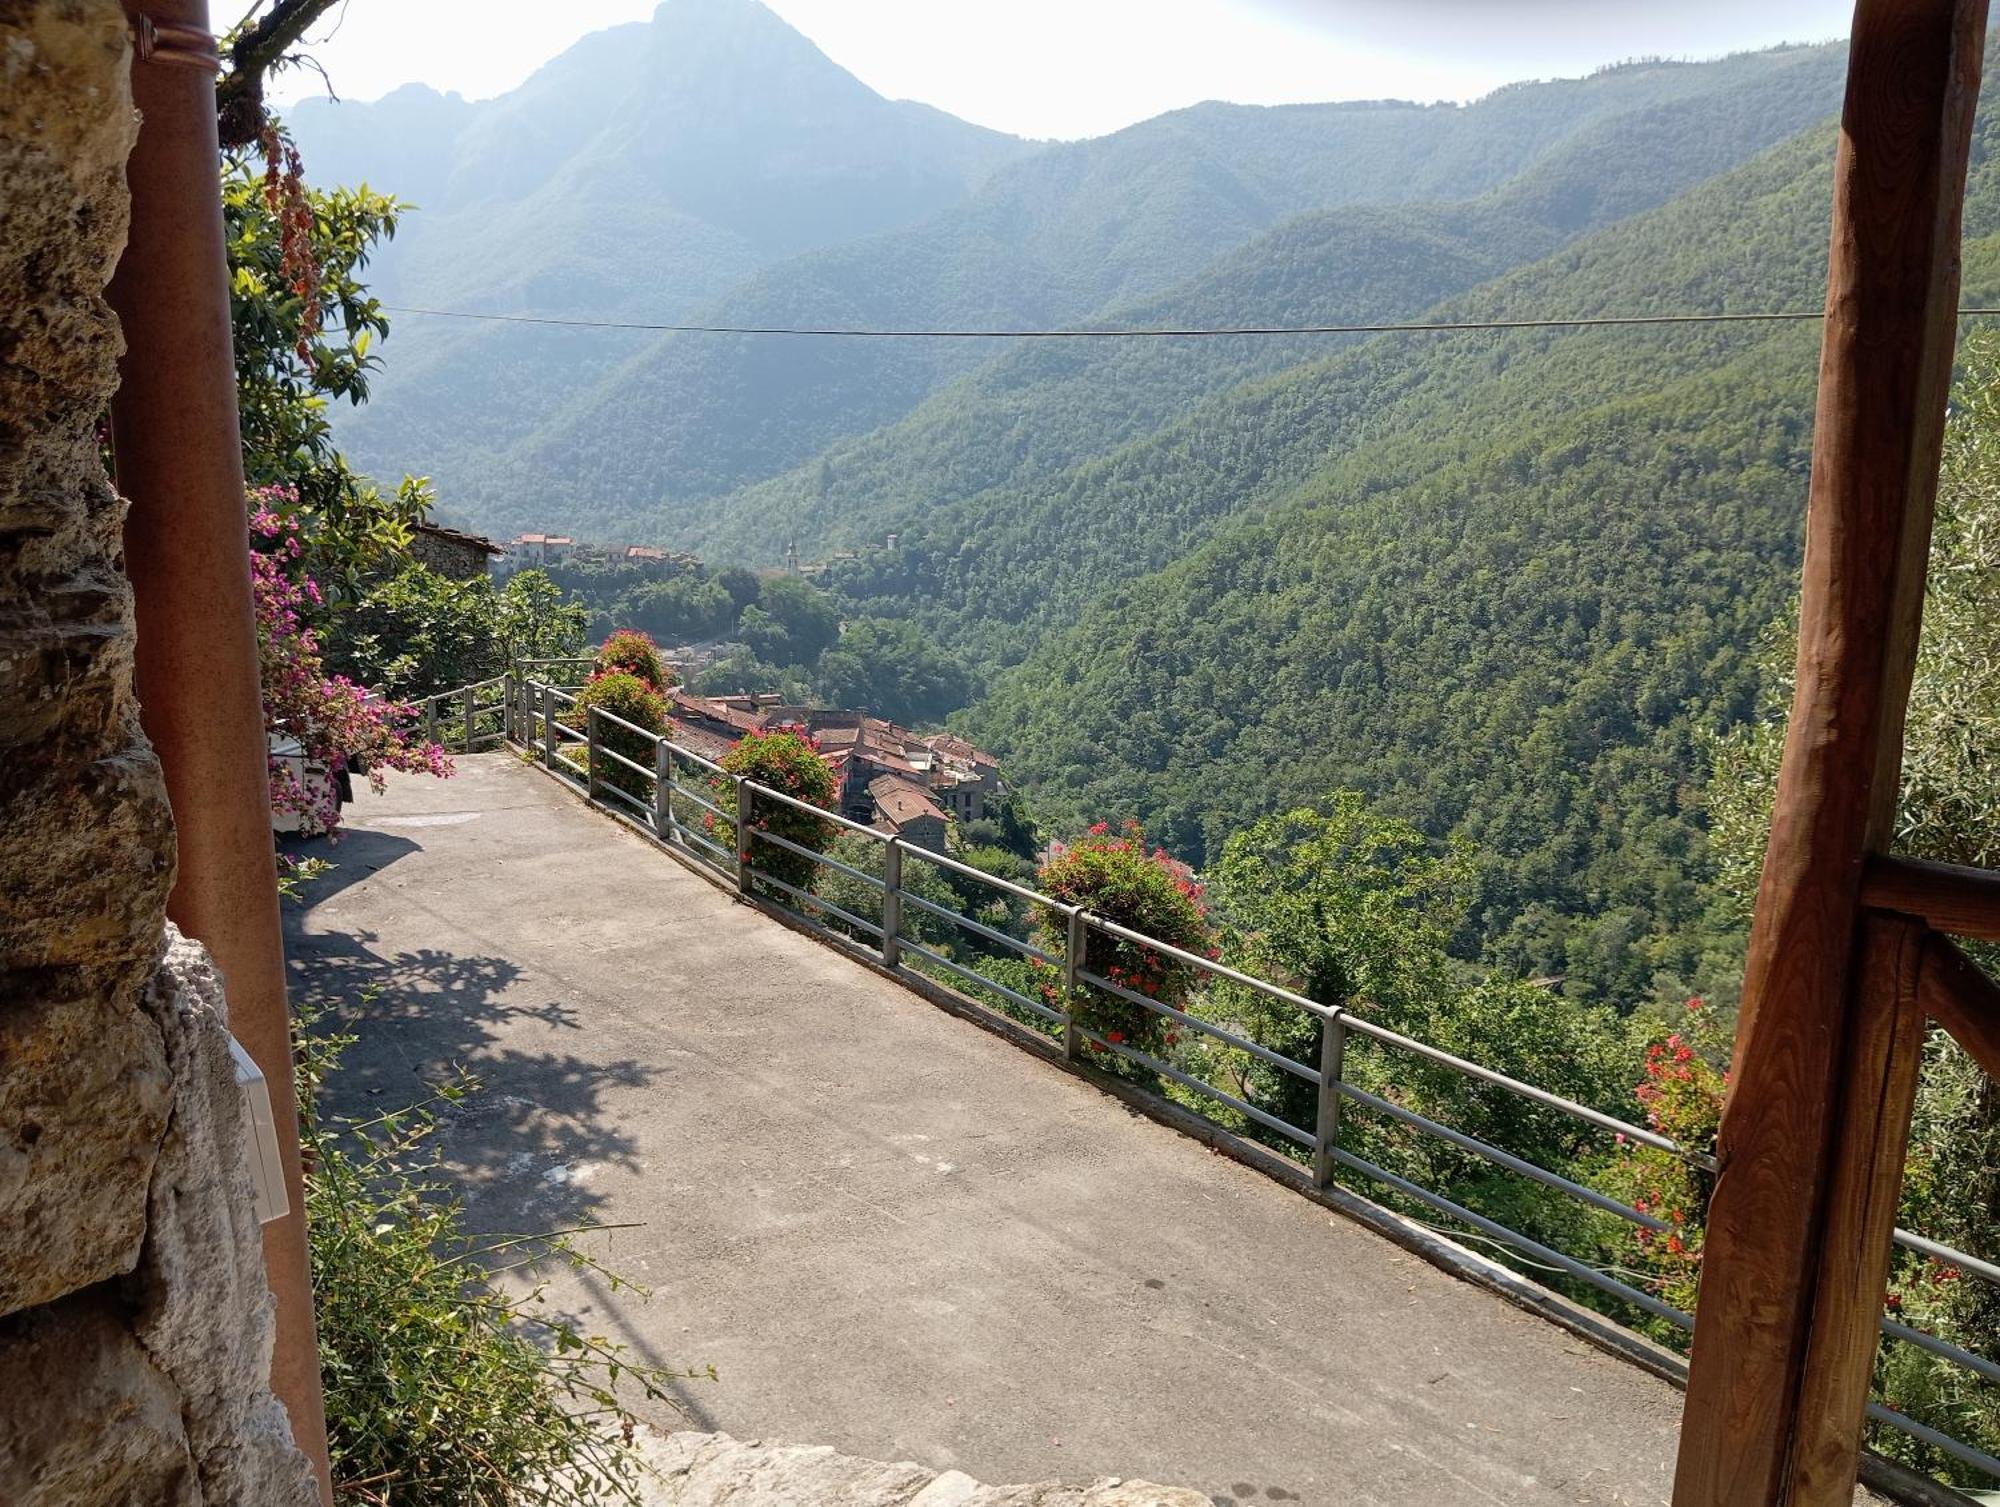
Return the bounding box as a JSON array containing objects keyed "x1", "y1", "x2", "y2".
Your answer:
[{"x1": 380, "y1": 304, "x2": 2000, "y2": 339}]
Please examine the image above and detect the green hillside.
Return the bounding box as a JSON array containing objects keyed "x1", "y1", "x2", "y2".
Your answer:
[
  {"x1": 287, "y1": 0, "x2": 1034, "y2": 511},
  {"x1": 818, "y1": 117, "x2": 1845, "y2": 669},
  {"x1": 687, "y1": 50, "x2": 1851, "y2": 570},
  {"x1": 942, "y1": 103, "x2": 2000, "y2": 1007},
  {"x1": 491, "y1": 44, "x2": 1848, "y2": 539},
  {"x1": 299, "y1": 30, "x2": 1851, "y2": 541}
]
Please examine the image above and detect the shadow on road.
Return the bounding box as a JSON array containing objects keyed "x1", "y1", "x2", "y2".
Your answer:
[{"x1": 283, "y1": 835, "x2": 659, "y2": 1236}]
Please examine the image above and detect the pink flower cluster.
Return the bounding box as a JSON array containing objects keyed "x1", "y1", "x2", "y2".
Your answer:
[{"x1": 252, "y1": 490, "x2": 450, "y2": 833}]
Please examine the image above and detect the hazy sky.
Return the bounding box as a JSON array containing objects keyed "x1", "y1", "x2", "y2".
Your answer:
[{"x1": 266, "y1": 0, "x2": 1858, "y2": 141}]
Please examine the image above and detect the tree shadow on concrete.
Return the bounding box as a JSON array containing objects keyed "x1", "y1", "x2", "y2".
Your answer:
[
  {"x1": 283, "y1": 853, "x2": 659, "y2": 1238},
  {"x1": 280, "y1": 825, "x2": 420, "y2": 907}
]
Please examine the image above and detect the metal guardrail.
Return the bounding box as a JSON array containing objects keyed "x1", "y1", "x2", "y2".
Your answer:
[
  {"x1": 466, "y1": 672, "x2": 1999, "y2": 1488},
  {"x1": 414, "y1": 674, "x2": 513, "y2": 754}
]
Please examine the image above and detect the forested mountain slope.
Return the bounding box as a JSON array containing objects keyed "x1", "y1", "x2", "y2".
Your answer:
[
  {"x1": 821, "y1": 119, "x2": 1849, "y2": 672},
  {"x1": 296, "y1": 22, "x2": 1848, "y2": 540},
  {"x1": 944, "y1": 100, "x2": 2000, "y2": 1006},
  {"x1": 286, "y1": 0, "x2": 1033, "y2": 511},
  {"x1": 490, "y1": 42, "x2": 1848, "y2": 540},
  {"x1": 686, "y1": 51, "x2": 1852, "y2": 566}
]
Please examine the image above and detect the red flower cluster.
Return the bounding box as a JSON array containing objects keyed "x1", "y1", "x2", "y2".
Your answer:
[
  {"x1": 1035, "y1": 819, "x2": 1212, "y2": 1062},
  {"x1": 594, "y1": 628, "x2": 673, "y2": 691}
]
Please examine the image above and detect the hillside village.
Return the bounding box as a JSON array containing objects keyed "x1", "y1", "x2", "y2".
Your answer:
[
  {"x1": 429, "y1": 523, "x2": 1010, "y2": 850},
  {"x1": 668, "y1": 688, "x2": 1003, "y2": 852}
]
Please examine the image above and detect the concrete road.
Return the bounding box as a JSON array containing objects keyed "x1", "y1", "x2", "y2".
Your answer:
[{"x1": 286, "y1": 755, "x2": 1694, "y2": 1507}]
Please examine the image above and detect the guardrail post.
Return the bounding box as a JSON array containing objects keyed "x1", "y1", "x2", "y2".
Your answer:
[
  {"x1": 501, "y1": 672, "x2": 515, "y2": 742},
  {"x1": 424, "y1": 693, "x2": 438, "y2": 746},
  {"x1": 1063, "y1": 906, "x2": 1087, "y2": 1061},
  {"x1": 653, "y1": 741, "x2": 676, "y2": 843},
  {"x1": 540, "y1": 684, "x2": 557, "y2": 770},
  {"x1": 881, "y1": 839, "x2": 904, "y2": 969},
  {"x1": 734, "y1": 776, "x2": 753, "y2": 895},
  {"x1": 1313, "y1": 1014, "x2": 1347, "y2": 1189},
  {"x1": 462, "y1": 684, "x2": 476, "y2": 750},
  {"x1": 584, "y1": 705, "x2": 601, "y2": 802}
]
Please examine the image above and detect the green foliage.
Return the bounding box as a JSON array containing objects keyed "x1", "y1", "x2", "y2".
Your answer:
[
  {"x1": 300, "y1": 1018, "x2": 704, "y2": 1504},
  {"x1": 753, "y1": 575, "x2": 842, "y2": 665},
  {"x1": 325, "y1": 566, "x2": 590, "y2": 701},
  {"x1": 810, "y1": 832, "x2": 963, "y2": 951},
  {"x1": 1214, "y1": 796, "x2": 1473, "y2": 1017},
  {"x1": 326, "y1": 565, "x2": 502, "y2": 701},
  {"x1": 1189, "y1": 794, "x2": 1636, "y2": 1261},
  {"x1": 692, "y1": 650, "x2": 802, "y2": 701},
  {"x1": 553, "y1": 561, "x2": 978, "y2": 728},
  {"x1": 224, "y1": 151, "x2": 424, "y2": 596},
  {"x1": 595, "y1": 629, "x2": 673, "y2": 691},
  {"x1": 618, "y1": 573, "x2": 738, "y2": 644},
  {"x1": 720, "y1": 730, "x2": 840, "y2": 894},
  {"x1": 563, "y1": 673, "x2": 670, "y2": 804},
  {"x1": 497, "y1": 570, "x2": 590, "y2": 665},
  {"x1": 814, "y1": 617, "x2": 973, "y2": 726},
  {"x1": 1198, "y1": 797, "x2": 1474, "y2": 1136}
]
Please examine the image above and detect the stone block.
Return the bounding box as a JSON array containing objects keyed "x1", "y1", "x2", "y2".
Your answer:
[
  {"x1": 129, "y1": 930, "x2": 317, "y2": 1506},
  {"x1": 0, "y1": 964, "x2": 170, "y2": 1317},
  {"x1": 0, "y1": 1286, "x2": 199, "y2": 1507}
]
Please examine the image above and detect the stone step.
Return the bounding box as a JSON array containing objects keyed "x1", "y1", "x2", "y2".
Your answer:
[{"x1": 636, "y1": 1430, "x2": 1213, "y2": 1507}]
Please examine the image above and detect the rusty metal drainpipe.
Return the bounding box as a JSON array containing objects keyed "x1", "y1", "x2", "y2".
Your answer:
[{"x1": 107, "y1": 3, "x2": 333, "y2": 1499}]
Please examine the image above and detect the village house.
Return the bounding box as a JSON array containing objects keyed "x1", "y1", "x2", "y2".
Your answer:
[
  {"x1": 867, "y1": 774, "x2": 949, "y2": 852},
  {"x1": 409, "y1": 520, "x2": 503, "y2": 581},
  {"x1": 500, "y1": 531, "x2": 575, "y2": 572}
]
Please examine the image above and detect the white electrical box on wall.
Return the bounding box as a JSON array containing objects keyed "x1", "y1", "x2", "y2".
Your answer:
[{"x1": 228, "y1": 1035, "x2": 290, "y2": 1225}]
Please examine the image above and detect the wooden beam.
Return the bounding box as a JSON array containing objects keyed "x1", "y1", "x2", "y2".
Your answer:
[
  {"x1": 1672, "y1": 4, "x2": 1986, "y2": 1504},
  {"x1": 1862, "y1": 854, "x2": 2000, "y2": 942},
  {"x1": 1920, "y1": 929, "x2": 2000, "y2": 1079},
  {"x1": 109, "y1": 1, "x2": 332, "y2": 1498},
  {"x1": 1787, "y1": 916, "x2": 1929, "y2": 1506}
]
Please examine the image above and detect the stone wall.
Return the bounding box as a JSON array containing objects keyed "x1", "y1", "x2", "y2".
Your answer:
[{"x1": 0, "y1": 3, "x2": 316, "y2": 1501}]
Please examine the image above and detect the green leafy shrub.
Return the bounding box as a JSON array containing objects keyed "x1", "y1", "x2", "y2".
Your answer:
[
  {"x1": 1035, "y1": 820, "x2": 1210, "y2": 1060},
  {"x1": 809, "y1": 831, "x2": 962, "y2": 952},
  {"x1": 716, "y1": 729, "x2": 838, "y2": 895},
  {"x1": 301, "y1": 1017, "x2": 705, "y2": 1505},
  {"x1": 561, "y1": 672, "x2": 670, "y2": 804},
  {"x1": 594, "y1": 629, "x2": 672, "y2": 691}
]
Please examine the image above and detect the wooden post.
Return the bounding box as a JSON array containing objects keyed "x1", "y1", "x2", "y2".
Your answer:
[
  {"x1": 1785, "y1": 915, "x2": 1929, "y2": 1503},
  {"x1": 1672, "y1": 4, "x2": 1986, "y2": 1504},
  {"x1": 1920, "y1": 931, "x2": 2000, "y2": 1078},
  {"x1": 107, "y1": 0, "x2": 332, "y2": 1494}
]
